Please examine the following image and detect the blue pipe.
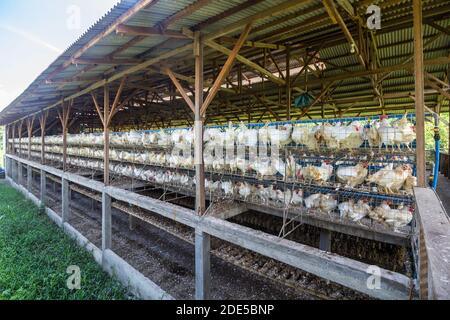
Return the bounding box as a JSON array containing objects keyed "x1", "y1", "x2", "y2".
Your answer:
[{"x1": 432, "y1": 139, "x2": 440, "y2": 190}]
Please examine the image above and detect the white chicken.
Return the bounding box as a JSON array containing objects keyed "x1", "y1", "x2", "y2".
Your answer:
[
  {"x1": 317, "y1": 121, "x2": 364, "y2": 149},
  {"x1": 301, "y1": 162, "x2": 333, "y2": 183},
  {"x1": 269, "y1": 124, "x2": 292, "y2": 146},
  {"x1": 221, "y1": 181, "x2": 234, "y2": 196},
  {"x1": 336, "y1": 163, "x2": 368, "y2": 188},
  {"x1": 251, "y1": 157, "x2": 277, "y2": 177},
  {"x1": 366, "y1": 163, "x2": 413, "y2": 194},
  {"x1": 338, "y1": 199, "x2": 371, "y2": 222},
  {"x1": 291, "y1": 125, "x2": 320, "y2": 150},
  {"x1": 255, "y1": 184, "x2": 270, "y2": 205},
  {"x1": 369, "y1": 201, "x2": 413, "y2": 229},
  {"x1": 258, "y1": 123, "x2": 271, "y2": 146},
  {"x1": 304, "y1": 193, "x2": 337, "y2": 213},
  {"x1": 236, "y1": 182, "x2": 253, "y2": 201},
  {"x1": 272, "y1": 155, "x2": 296, "y2": 179}
]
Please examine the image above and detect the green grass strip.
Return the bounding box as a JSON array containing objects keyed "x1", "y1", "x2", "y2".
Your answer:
[{"x1": 0, "y1": 181, "x2": 131, "y2": 300}]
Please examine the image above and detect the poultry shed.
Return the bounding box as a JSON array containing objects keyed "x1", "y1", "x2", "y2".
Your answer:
[{"x1": 2, "y1": 0, "x2": 450, "y2": 301}]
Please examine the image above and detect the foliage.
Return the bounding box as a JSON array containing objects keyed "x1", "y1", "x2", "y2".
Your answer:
[
  {"x1": 0, "y1": 182, "x2": 131, "y2": 300},
  {"x1": 425, "y1": 113, "x2": 449, "y2": 153}
]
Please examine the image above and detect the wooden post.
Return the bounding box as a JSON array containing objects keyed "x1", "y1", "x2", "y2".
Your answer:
[
  {"x1": 26, "y1": 116, "x2": 35, "y2": 160},
  {"x1": 319, "y1": 229, "x2": 332, "y2": 252},
  {"x1": 102, "y1": 191, "x2": 112, "y2": 251},
  {"x1": 40, "y1": 169, "x2": 46, "y2": 205},
  {"x1": 39, "y1": 111, "x2": 48, "y2": 164},
  {"x1": 62, "y1": 178, "x2": 70, "y2": 223},
  {"x1": 58, "y1": 101, "x2": 72, "y2": 171},
  {"x1": 194, "y1": 31, "x2": 211, "y2": 300},
  {"x1": 18, "y1": 120, "x2": 23, "y2": 158},
  {"x1": 11, "y1": 123, "x2": 16, "y2": 155},
  {"x1": 286, "y1": 45, "x2": 291, "y2": 120},
  {"x1": 104, "y1": 86, "x2": 110, "y2": 185},
  {"x1": 413, "y1": 0, "x2": 426, "y2": 187}
]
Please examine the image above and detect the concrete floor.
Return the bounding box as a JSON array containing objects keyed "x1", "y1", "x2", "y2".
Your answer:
[{"x1": 436, "y1": 174, "x2": 450, "y2": 217}]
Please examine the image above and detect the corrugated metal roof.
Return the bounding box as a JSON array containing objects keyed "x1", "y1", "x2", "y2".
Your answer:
[{"x1": 1, "y1": 0, "x2": 450, "y2": 126}]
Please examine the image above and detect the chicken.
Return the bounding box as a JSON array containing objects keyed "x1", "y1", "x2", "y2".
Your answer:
[
  {"x1": 392, "y1": 113, "x2": 416, "y2": 150},
  {"x1": 291, "y1": 125, "x2": 320, "y2": 150},
  {"x1": 255, "y1": 184, "x2": 270, "y2": 205},
  {"x1": 236, "y1": 182, "x2": 253, "y2": 200},
  {"x1": 338, "y1": 199, "x2": 371, "y2": 222},
  {"x1": 290, "y1": 189, "x2": 304, "y2": 206},
  {"x1": 317, "y1": 122, "x2": 364, "y2": 149},
  {"x1": 366, "y1": 163, "x2": 413, "y2": 194},
  {"x1": 370, "y1": 201, "x2": 413, "y2": 229},
  {"x1": 403, "y1": 175, "x2": 417, "y2": 195},
  {"x1": 204, "y1": 128, "x2": 223, "y2": 147},
  {"x1": 251, "y1": 157, "x2": 277, "y2": 177},
  {"x1": 366, "y1": 120, "x2": 381, "y2": 147},
  {"x1": 221, "y1": 181, "x2": 234, "y2": 196},
  {"x1": 301, "y1": 162, "x2": 333, "y2": 183},
  {"x1": 258, "y1": 123, "x2": 271, "y2": 146},
  {"x1": 235, "y1": 122, "x2": 258, "y2": 147},
  {"x1": 224, "y1": 122, "x2": 236, "y2": 148},
  {"x1": 157, "y1": 130, "x2": 171, "y2": 147},
  {"x1": 304, "y1": 193, "x2": 337, "y2": 213},
  {"x1": 269, "y1": 124, "x2": 292, "y2": 146},
  {"x1": 272, "y1": 155, "x2": 296, "y2": 179},
  {"x1": 336, "y1": 163, "x2": 368, "y2": 188}
]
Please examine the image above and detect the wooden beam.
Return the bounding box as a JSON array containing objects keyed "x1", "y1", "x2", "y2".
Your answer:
[
  {"x1": 201, "y1": 23, "x2": 253, "y2": 115},
  {"x1": 104, "y1": 85, "x2": 110, "y2": 186},
  {"x1": 108, "y1": 77, "x2": 127, "y2": 127},
  {"x1": 158, "y1": 0, "x2": 213, "y2": 30},
  {"x1": 91, "y1": 93, "x2": 105, "y2": 126},
  {"x1": 297, "y1": 81, "x2": 337, "y2": 119},
  {"x1": 322, "y1": 0, "x2": 365, "y2": 67},
  {"x1": 425, "y1": 78, "x2": 450, "y2": 101},
  {"x1": 116, "y1": 25, "x2": 189, "y2": 39},
  {"x1": 205, "y1": 39, "x2": 285, "y2": 86},
  {"x1": 45, "y1": 0, "x2": 159, "y2": 81},
  {"x1": 414, "y1": 0, "x2": 426, "y2": 187},
  {"x1": 38, "y1": 111, "x2": 48, "y2": 164},
  {"x1": 26, "y1": 116, "x2": 35, "y2": 160},
  {"x1": 164, "y1": 67, "x2": 195, "y2": 113}
]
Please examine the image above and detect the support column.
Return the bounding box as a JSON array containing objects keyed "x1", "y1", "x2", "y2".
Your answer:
[
  {"x1": 194, "y1": 31, "x2": 211, "y2": 300},
  {"x1": 39, "y1": 111, "x2": 48, "y2": 165},
  {"x1": 18, "y1": 120, "x2": 23, "y2": 159},
  {"x1": 17, "y1": 162, "x2": 23, "y2": 186},
  {"x1": 11, "y1": 124, "x2": 16, "y2": 155},
  {"x1": 26, "y1": 116, "x2": 35, "y2": 160},
  {"x1": 40, "y1": 169, "x2": 46, "y2": 205},
  {"x1": 11, "y1": 159, "x2": 17, "y2": 182},
  {"x1": 104, "y1": 86, "x2": 110, "y2": 186},
  {"x1": 319, "y1": 229, "x2": 332, "y2": 252},
  {"x1": 27, "y1": 165, "x2": 32, "y2": 191},
  {"x1": 195, "y1": 229, "x2": 211, "y2": 300},
  {"x1": 62, "y1": 178, "x2": 70, "y2": 223},
  {"x1": 57, "y1": 101, "x2": 72, "y2": 171},
  {"x1": 286, "y1": 45, "x2": 291, "y2": 120},
  {"x1": 102, "y1": 192, "x2": 112, "y2": 251},
  {"x1": 413, "y1": 0, "x2": 426, "y2": 187}
]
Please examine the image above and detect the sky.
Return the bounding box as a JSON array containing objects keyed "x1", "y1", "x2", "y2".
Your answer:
[{"x1": 0, "y1": 0, "x2": 120, "y2": 111}]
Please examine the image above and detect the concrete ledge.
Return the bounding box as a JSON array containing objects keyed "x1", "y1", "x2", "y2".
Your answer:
[
  {"x1": 5, "y1": 177, "x2": 173, "y2": 300},
  {"x1": 414, "y1": 187, "x2": 450, "y2": 300}
]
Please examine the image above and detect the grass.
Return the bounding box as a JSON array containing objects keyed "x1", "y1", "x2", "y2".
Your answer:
[{"x1": 0, "y1": 181, "x2": 131, "y2": 300}]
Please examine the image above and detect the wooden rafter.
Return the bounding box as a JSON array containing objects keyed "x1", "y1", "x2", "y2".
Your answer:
[
  {"x1": 158, "y1": 0, "x2": 213, "y2": 31},
  {"x1": 164, "y1": 67, "x2": 195, "y2": 113},
  {"x1": 201, "y1": 23, "x2": 253, "y2": 115},
  {"x1": 116, "y1": 25, "x2": 189, "y2": 39}
]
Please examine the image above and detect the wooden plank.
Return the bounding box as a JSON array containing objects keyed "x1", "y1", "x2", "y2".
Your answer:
[
  {"x1": 414, "y1": 187, "x2": 450, "y2": 299},
  {"x1": 414, "y1": 0, "x2": 426, "y2": 187},
  {"x1": 158, "y1": 0, "x2": 213, "y2": 30},
  {"x1": 201, "y1": 23, "x2": 253, "y2": 115}
]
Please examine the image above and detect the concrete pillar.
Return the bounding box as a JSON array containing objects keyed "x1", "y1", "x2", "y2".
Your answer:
[
  {"x1": 195, "y1": 229, "x2": 211, "y2": 300},
  {"x1": 40, "y1": 169, "x2": 46, "y2": 206},
  {"x1": 319, "y1": 229, "x2": 332, "y2": 252},
  {"x1": 102, "y1": 192, "x2": 112, "y2": 251},
  {"x1": 62, "y1": 178, "x2": 70, "y2": 223},
  {"x1": 17, "y1": 163, "x2": 23, "y2": 186},
  {"x1": 129, "y1": 214, "x2": 136, "y2": 231},
  {"x1": 27, "y1": 165, "x2": 32, "y2": 190}
]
